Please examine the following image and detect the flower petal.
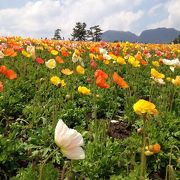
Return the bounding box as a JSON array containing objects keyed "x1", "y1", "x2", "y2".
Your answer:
[
  {"x1": 55, "y1": 119, "x2": 69, "y2": 148},
  {"x1": 62, "y1": 146, "x2": 85, "y2": 160}
]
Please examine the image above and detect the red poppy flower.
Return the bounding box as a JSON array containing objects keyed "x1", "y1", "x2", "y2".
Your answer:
[
  {"x1": 90, "y1": 60, "x2": 97, "y2": 69},
  {"x1": 36, "y1": 57, "x2": 44, "y2": 64}
]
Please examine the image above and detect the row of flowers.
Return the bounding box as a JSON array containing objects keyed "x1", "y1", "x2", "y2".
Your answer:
[{"x1": 0, "y1": 36, "x2": 179, "y2": 94}]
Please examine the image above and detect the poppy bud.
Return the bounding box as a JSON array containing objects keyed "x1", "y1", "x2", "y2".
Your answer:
[
  {"x1": 65, "y1": 94, "x2": 71, "y2": 100},
  {"x1": 144, "y1": 150, "x2": 154, "y2": 156},
  {"x1": 152, "y1": 143, "x2": 161, "y2": 153}
]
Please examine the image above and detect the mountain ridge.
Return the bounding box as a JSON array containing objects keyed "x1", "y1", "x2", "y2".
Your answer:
[{"x1": 101, "y1": 27, "x2": 180, "y2": 43}]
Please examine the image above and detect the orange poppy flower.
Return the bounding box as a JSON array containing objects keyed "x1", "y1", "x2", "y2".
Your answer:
[
  {"x1": 113, "y1": 72, "x2": 129, "y2": 89},
  {"x1": 90, "y1": 46, "x2": 99, "y2": 53},
  {"x1": 140, "y1": 60, "x2": 148, "y2": 66},
  {"x1": 4, "y1": 70, "x2": 17, "y2": 80},
  {"x1": 55, "y1": 56, "x2": 64, "y2": 64},
  {"x1": 0, "y1": 65, "x2": 7, "y2": 74},
  {"x1": 61, "y1": 50, "x2": 69, "y2": 57},
  {"x1": 98, "y1": 54, "x2": 105, "y2": 61},
  {"x1": 96, "y1": 76, "x2": 110, "y2": 89},
  {"x1": 3, "y1": 48, "x2": 17, "y2": 57},
  {"x1": 135, "y1": 54, "x2": 142, "y2": 61},
  {"x1": 94, "y1": 70, "x2": 108, "y2": 80},
  {"x1": 0, "y1": 81, "x2": 3, "y2": 92}
]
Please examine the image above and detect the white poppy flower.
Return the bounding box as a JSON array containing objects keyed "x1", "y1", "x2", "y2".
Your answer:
[
  {"x1": 103, "y1": 53, "x2": 111, "y2": 60},
  {"x1": 55, "y1": 119, "x2": 85, "y2": 160},
  {"x1": 162, "y1": 58, "x2": 180, "y2": 67},
  {"x1": 99, "y1": 48, "x2": 107, "y2": 55},
  {"x1": 27, "y1": 46, "x2": 36, "y2": 59},
  {"x1": 72, "y1": 53, "x2": 82, "y2": 63},
  {"x1": 169, "y1": 66, "x2": 175, "y2": 72},
  {"x1": 151, "y1": 77, "x2": 165, "y2": 85}
]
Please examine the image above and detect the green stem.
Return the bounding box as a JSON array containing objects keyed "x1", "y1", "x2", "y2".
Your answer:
[
  {"x1": 168, "y1": 87, "x2": 176, "y2": 112},
  {"x1": 38, "y1": 149, "x2": 57, "y2": 180},
  {"x1": 165, "y1": 145, "x2": 180, "y2": 180},
  {"x1": 140, "y1": 117, "x2": 147, "y2": 180},
  {"x1": 61, "y1": 161, "x2": 69, "y2": 180},
  {"x1": 92, "y1": 90, "x2": 97, "y2": 120}
]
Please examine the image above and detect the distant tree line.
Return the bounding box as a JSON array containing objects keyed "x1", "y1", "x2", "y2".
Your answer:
[
  {"x1": 53, "y1": 22, "x2": 103, "y2": 41},
  {"x1": 172, "y1": 35, "x2": 180, "y2": 44}
]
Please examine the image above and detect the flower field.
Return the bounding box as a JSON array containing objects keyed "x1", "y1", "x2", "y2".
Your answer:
[{"x1": 0, "y1": 36, "x2": 180, "y2": 179}]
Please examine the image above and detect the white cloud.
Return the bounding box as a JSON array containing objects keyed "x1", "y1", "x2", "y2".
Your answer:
[
  {"x1": 101, "y1": 11, "x2": 144, "y2": 31},
  {"x1": 0, "y1": 0, "x2": 144, "y2": 39},
  {"x1": 148, "y1": 3, "x2": 164, "y2": 16},
  {"x1": 148, "y1": 0, "x2": 180, "y2": 30}
]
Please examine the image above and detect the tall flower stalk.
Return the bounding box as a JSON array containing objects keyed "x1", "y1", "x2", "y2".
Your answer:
[
  {"x1": 165, "y1": 145, "x2": 179, "y2": 180},
  {"x1": 140, "y1": 115, "x2": 148, "y2": 180},
  {"x1": 133, "y1": 99, "x2": 158, "y2": 179}
]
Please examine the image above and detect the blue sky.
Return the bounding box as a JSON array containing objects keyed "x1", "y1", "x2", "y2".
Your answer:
[{"x1": 0, "y1": 0, "x2": 179, "y2": 39}]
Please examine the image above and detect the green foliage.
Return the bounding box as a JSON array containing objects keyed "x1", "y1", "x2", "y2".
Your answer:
[
  {"x1": 0, "y1": 39, "x2": 180, "y2": 179},
  {"x1": 71, "y1": 22, "x2": 87, "y2": 41},
  {"x1": 87, "y1": 25, "x2": 103, "y2": 42},
  {"x1": 11, "y1": 162, "x2": 59, "y2": 180},
  {"x1": 65, "y1": 120, "x2": 141, "y2": 179},
  {"x1": 172, "y1": 35, "x2": 180, "y2": 44},
  {"x1": 53, "y1": 29, "x2": 62, "y2": 40}
]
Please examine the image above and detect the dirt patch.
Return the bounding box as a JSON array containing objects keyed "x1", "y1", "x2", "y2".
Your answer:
[
  {"x1": 148, "y1": 171, "x2": 165, "y2": 180},
  {"x1": 108, "y1": 120, "x2": 132, "y2": 139}
]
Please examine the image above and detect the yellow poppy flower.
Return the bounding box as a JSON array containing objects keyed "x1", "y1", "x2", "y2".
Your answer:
[
  {"x1": 151, "y1": 68, "x2": 165, "y2": 79},
  {"x1": 133, "y1": 99, "x2": 158, "y2": 116},
  {"x1": 109, "y1": 54, "x2": 117, "y2": 60},
  {"x1": 61, "y1": 68, "x2": 73, "y2": 75},
  {"x1": 22, "y1": 50, "x2": 31, "y2": 58},
  {"x1": 50, "y1": 76, "x2": 60, "y2": 86},
  {"x1": 78, "y1": 86, "x2": 91, "y2": 95},
  {"x1": 89, "y1": 53, "x2": 97, "y2": 60},
  {"x1": 128, "y1": 56, "x2": 140, "y2": 67},
  {"x1": 172, "y1": 76, "x2": 180, "y2": 86},
  {"x1": 76, "y1": 65, "x2": 85, "y2": 74},
  {"x1": 45, "y1": 59, "x2": 56, "y2": 69},
  {"x1": 60, "y1": 80, "x2": 66, "y2": 87},
  {"x1": 152, "y1": 61, "x2": 160, "y2": 67},
  {"x1": 117, "y1": 56, "x2": 126, "y2": 65},
  {"x1": 103, "y1": 60, "x2": 110, "y2": 65},
  {"x1": 166, "y1": 77, "x2": 172, "y2": 82},
  {"x1": 50, "y1": 76, "x2": 66, "y2": 87},
  {"x1": 51, "y1": 50, "x2": 58, "y2": 56}
]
